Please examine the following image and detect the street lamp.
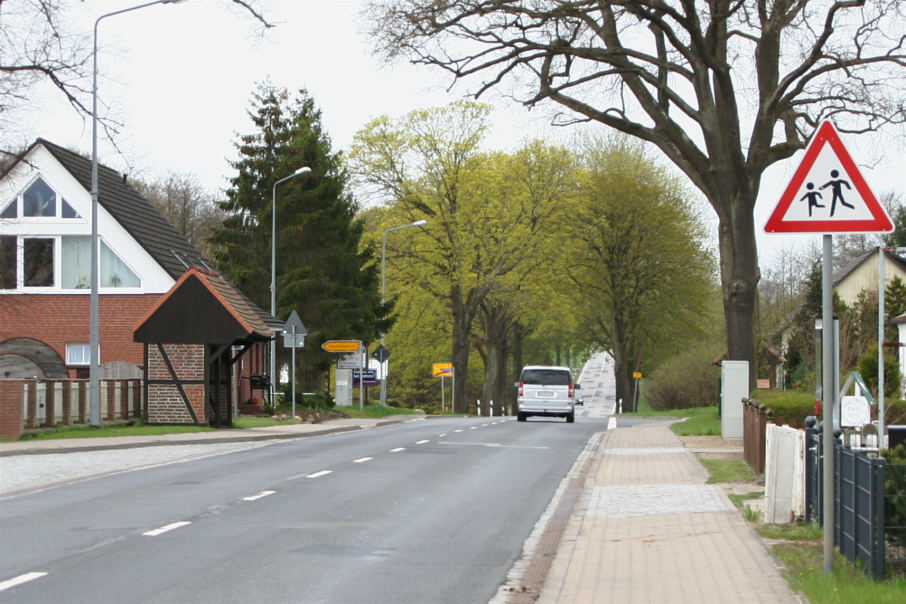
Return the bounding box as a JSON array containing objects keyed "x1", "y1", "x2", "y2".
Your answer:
[
  {"x1": 270, "y1": 167, "x2": 312, "y2": 407},
  {"x1": 380, "y1": 219, "x2": 427, "y2": 406},
  {"x1": 90, "y1": 0, "x2": 186, "y2": 427}
]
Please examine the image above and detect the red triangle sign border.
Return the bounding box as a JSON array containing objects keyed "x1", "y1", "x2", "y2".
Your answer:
[{"x1": 764, "y1": 120, "x2": 893, "y2": 234}]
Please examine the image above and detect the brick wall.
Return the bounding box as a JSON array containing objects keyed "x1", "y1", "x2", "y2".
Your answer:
[
  {"x1": 0, "y1": 294, "x2": 161, "y2": 376},
  {"x1": 146, "y1": 343, "x2": 206, "y2": 424},
  {"x1": 0, "y1": 380, "x2": 23, "y2": 440}
]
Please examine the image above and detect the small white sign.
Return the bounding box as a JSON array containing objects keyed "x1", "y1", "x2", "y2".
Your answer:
[
  {"x1": 337, "y1": 349, "x2": 364, "y2": 369},
  {"x1": 840, "y1": 395, "x2": 870, "y2": 428}
]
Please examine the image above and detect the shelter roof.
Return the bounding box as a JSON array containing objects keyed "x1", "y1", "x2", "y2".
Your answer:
[{"x1": 134, "y1": 267, "x2": 281, "y2": 345}]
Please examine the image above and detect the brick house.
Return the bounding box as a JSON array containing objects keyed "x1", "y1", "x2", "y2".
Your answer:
[{"x1": 0, "y1": 139, "x2": 277, "y2": 425}]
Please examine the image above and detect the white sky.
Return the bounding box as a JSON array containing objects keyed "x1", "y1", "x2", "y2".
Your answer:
[{"x1": 24, "y1": 0, "x2": 906, "y2": 264}]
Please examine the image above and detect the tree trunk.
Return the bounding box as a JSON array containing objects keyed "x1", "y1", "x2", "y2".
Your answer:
[
  {"x1": 718, "y1": 194, "x2": 759, "y2": 391},
  {"x1": 450, "y1": 285, "x2": 476, "y2": 414}
]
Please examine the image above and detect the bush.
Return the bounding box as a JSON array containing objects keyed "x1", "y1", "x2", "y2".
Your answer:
[
  {"x1": 858, "y1": 344, "x2": 902, "y2": 399},
  {"x1": 748, "y1": 389, "x2": 816, "y2": 427},
  {"x1": 645, "y1": 345, "x2": 721, "y2": 410},
  {"x1": 881, "y1": 444, "x2": 906, "y2": 547}
]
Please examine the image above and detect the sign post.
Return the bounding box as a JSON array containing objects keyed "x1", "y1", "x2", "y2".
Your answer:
[
  {"x1": 432, "y1": 363, "x2": 453, "y2": 412},
  {"x1": 765, "y1": 120, "x2": 892, "y2": 575},
  {"x1": 281, "y1": 310, "x2": 307, "y2": 419}
]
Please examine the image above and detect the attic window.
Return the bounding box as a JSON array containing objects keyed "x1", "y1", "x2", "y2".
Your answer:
[
  {"x1": 2, "y1": 177, "x2": 82, "y2": 220},
  {"x1": 23, "y1": 179, "x2": 56, "y2": 217}
]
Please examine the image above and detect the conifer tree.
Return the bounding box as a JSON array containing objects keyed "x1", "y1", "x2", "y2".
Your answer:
[{"x1": 211, "y1": 81, "x2": 387, "y2": 389}]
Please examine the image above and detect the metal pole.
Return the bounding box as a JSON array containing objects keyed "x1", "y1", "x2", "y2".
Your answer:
[
  {"x1": 270, "y1": 167, "x2": 310, "y2": 411},
  {"x1": 879, "y1": 247, "x2": 887, "y2": 449},
  {"x1": 380, "y1": 230, "x2": 387, "y2": 407},
  {"x1": 291, "y1": 324, "x2": 296, "y2": 419},
  {"x1": 90, "y1": 0, "x2": 181, "y2": 428},
  {"x1": 822, "y1": 234, "x2": 835, "y2": 574},
  {"x1": 379, "y1": 220, "x2": 426, "y2": 407}
]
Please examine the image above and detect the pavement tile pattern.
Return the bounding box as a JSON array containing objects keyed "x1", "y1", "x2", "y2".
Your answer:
[{"x1": 538, "y1": 423, "x2": 804, "y2": 604}]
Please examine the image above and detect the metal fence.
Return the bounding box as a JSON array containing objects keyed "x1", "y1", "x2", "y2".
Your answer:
[{"x1": 804, "y1": 423, "x2": 906, "y2": 579}]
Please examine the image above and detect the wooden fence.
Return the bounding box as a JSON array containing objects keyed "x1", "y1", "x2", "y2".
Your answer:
[{"x1": 0, "y1": 379, "x2": 142, "y2": 439}]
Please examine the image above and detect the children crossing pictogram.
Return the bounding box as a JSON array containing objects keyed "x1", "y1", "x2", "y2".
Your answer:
[{"x1": 765, "y1": 120, "x2": 892, "y2": 234}]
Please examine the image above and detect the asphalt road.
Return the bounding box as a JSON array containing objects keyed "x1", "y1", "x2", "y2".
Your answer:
[{"x1": 0, "y1": 413, "x2": 605, "y2": 603}]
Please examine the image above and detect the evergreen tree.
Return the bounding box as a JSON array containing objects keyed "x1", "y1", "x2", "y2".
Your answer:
[{"x1": 211, "y1": 82, "x2": 387, "y2": 389}]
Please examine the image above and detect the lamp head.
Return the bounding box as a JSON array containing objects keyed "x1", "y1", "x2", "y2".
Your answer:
[
  {"x1": 412, "y1": 219, "x2": 427, "y2": 227},
  {"x1": 295, "y1": 167, "x2": 312, "y2": 176}
]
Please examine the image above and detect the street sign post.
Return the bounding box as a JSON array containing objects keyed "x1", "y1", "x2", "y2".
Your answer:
[
  {"x1": 765, "y1": 120, "x2": 893, "y2": 234},
  {"x1": 765, "y1": 120, "x2": 893, "y2": 575},
  {"x1": 321, "y1": 340, "x2": 362, "y2": 352},
  {"x1": 281, "y1": 310, "x2": 307, "y2": 419}
]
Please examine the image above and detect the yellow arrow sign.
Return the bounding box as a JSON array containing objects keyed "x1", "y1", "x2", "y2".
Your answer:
[
  {"x1": 432, "y1": 362, "x2": 453, "y2": 377},
  {"x1": 632, "y1": 371, "x2": 643, "y2": 379},
  {"x1": 321, "y1": 340, "x2": 362, "y2": 353}
]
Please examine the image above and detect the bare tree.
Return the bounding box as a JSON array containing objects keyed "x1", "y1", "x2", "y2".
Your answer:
[
  {"x1": 366, "y1": 0, "x2": 906, "y2": 385},
  {"x1": 0, "y1": 0, "x2": 272, "y2": 158},
  {"x1": 133, "y1": 172, "x2": 224, "y2": 259}
]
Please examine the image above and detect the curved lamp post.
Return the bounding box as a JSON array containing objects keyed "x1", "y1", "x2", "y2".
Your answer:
[
  {"x1": 90, "y1": 0, "x2": 187, "y2": 427},
  {"x1": 270, "y1": 167, "x2": 312, "y2": 406},
  {"x1": 380, "y1": 219, "x2": 427, "y2": 406}
]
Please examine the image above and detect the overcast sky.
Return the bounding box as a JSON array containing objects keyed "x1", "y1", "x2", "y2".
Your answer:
[{"x1": 26, "y1": 0, "x2": 906, "y2": 262}]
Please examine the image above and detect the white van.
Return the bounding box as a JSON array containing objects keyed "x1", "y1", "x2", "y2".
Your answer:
[{"x1": 515, "y1": 365, "x2": 579, "y2": 423}]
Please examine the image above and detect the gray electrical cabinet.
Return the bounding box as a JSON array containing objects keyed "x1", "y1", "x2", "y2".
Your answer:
[
  {"x1": 335, "y1": 368, "x2": 353, "y2": 406},
  {"x1": 721, "y1": 360, "x2": 748, "y2": 439}
]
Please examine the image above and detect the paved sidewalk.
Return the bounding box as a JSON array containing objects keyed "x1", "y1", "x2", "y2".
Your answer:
[
  {"x1": 537, "y1": 420, "x2": 804, "y2": 604},
  {"x1": 0, "y1": 417, "x2": 413, "y2": 496}
]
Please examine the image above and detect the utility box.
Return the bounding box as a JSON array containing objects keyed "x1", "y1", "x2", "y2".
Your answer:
[
  {"x1": 335, "y1": 368, "x2": 353, "y2": 406},
  {"x1": 721, "y1": 360, "x2": 748, "y2": 439}
]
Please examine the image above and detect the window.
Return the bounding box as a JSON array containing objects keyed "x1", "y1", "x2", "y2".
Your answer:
[
  {"x1": 66, "y1": 343, "x2": 93, "y2": 366},
  {"x1": 24, "y1": 238, "x2": 53, "y2": 287},
  {"x1": 0, "y1": 177, "x2": 81, "y2": 220},
  {"x1": 60, "y1": 236, "x2": 140, "y2": 288},
  {"x1": 100, "y1": 240, "x2": 140, "y2": 287},
  {"x1": 61, "y1": 198, "x2": 81, "y2": 218},
  {"x1": 61, "y1": 237, "x2": 90, "y2": 289},
  {"x1": 0, "y1": 236, "x2": 15, "y2": 289},
  {"x1": 0, "y1": 199, "x2": 15, "y2": 218},
  {"x1": 23, "y1": 179, "x2": 56, "y2": 217}
]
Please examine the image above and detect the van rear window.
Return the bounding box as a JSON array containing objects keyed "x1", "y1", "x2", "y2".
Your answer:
[{"x1": 521, "y1": 370, "x2": 571, "y2": 385}]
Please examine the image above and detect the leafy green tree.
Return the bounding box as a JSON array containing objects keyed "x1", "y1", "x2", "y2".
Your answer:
[
  {"x1": 564, "y1": 137, "x2": 715, "y2": 411},
  {"x1": 367, "y1": 0, "x2": 906, "y2": 391},
  {"x1": 211, "y1": 82, "x2": 386, "y2": 390}
]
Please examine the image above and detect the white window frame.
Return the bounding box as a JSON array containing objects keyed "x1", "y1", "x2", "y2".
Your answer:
[{"x1": 65, "y1": 343, "x2": 95, "y2": 366}]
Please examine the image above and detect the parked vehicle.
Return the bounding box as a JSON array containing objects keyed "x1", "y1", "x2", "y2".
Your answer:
[{"x1": 515, "y1": 365, "x2": 578, "y2": 423}]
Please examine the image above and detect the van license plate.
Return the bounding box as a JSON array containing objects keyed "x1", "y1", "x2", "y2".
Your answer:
[{"x1": 536, "y1": 391, "x2": 555, "y2": 398}]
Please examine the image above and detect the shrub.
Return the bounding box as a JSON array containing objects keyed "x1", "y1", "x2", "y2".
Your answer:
[
  {"x1": 645, "y1": 345, "x2": 721, "y2": 410},
  {"x1": 858, "y1": 344, "x2": 902, "y2": 399},
  {"x1": 748, "y1": 389, "x2": 816, "y2": 427}
]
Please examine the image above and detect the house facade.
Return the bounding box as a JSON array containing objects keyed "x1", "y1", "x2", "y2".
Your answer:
[{"x1": 1, "y1": 139, "x2": 276, "y2": 425}]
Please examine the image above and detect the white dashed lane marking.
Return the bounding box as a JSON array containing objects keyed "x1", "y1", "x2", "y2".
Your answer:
[
  {"x1": 0, "y1": 572, "x2": 47, "y2": 592},
  {"x1": 306, "y1": 470, "x2": 332, "y2": 479},
  {"x1": 243, "y1": 490, "x2": 275, "y2": 501},
  {"x1": 143, "y1": 521, "x2": 191, "y2": 537},
  {"x1": 353, "y1": 457, "x2": 373, "y2": 463}
]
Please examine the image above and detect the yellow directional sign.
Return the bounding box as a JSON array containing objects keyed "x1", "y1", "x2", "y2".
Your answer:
[
  {"x1": 632, "y1": 371, "x2": 643, "y2": 379},
  {"x1": 321, "y1": 340, "x2": 362, "y2": 353},
  {"x1": 432, "y1": 362, "x2": 453, "y2": 377}
]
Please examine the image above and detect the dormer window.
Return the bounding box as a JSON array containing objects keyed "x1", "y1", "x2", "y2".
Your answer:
[{"x1": 0, "y1": 176, "x2": 81, "y2": 219}]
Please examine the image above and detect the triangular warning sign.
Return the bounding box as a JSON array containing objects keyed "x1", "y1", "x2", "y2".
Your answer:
[{"x1": 764, "y1": 120, "x2": 893, "y2": 234}]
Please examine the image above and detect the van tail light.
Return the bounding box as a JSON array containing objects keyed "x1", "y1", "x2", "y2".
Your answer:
[
  {"x1": 569, "y1": 384, "x2": 574, "y2": 399},
  {"x1": 518, "y1": 382, "x2": 524, "y2": 397}
]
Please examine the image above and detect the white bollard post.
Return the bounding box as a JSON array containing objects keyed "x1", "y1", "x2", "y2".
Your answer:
[
  {"x1": 619, "y1": 398, "x2": 623, "y2": 414},
  {"x1": 490, "y1": 400, "x2": 494, "y2": 417},
  {"x1": 477, "y1": 399, "x2": 481, "y2": 417}
]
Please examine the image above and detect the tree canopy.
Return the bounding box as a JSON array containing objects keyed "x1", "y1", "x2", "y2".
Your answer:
[
  {"x1": 212, "y1": 82, "x2": 386, "y2": 389},
  {"x1": 366, "y1": 0, "x2": 906, "y2": 388}
]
